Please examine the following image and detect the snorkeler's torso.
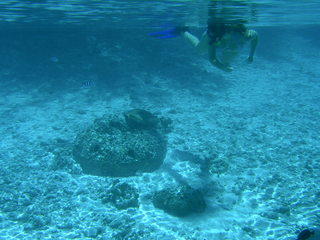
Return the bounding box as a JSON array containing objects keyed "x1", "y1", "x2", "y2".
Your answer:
[
  {"x1": 209, "y1": 30, "x2": 247, "y2": 66},
  {"x1": 213, "y1": 31, "x2": 246, "y2": 49}
]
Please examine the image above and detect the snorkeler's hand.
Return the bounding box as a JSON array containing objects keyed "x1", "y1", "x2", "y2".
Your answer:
[
  {"x1": 211, "y1": 58, "x2": 233, "y2": 72},
  {"x1": 222, "y1": 65, "x2": 233, "y2": 72}
]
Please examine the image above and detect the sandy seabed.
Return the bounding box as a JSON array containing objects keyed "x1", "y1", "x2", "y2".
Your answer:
[{"x1": 0, "y1": 32, "x2": 319, "y2": 240}]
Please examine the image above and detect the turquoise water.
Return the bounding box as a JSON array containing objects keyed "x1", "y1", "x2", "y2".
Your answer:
[
  {"x1": 0, "y1": 0, "x2": 320, "y2": 27},
  {"x1": 0, "y1": 1, "x2": 320, "y2": 240}
]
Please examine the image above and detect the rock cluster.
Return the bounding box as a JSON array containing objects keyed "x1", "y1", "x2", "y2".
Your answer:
[{"x1": 73, "y1": 110, "x2": 168, "y2": 177}]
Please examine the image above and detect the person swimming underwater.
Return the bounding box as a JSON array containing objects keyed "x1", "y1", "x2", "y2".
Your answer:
[{"x1": 177, "y1": 0, "x2": 258, "y2": 72}]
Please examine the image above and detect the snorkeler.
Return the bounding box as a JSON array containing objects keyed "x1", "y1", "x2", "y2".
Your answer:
[{"x1": 178, "y1": 0, "x2": 258, "y2": 72}]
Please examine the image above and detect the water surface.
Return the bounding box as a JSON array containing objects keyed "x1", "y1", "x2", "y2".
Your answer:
[{"x1": 0, "y1": 0, "x2": 319, "y2": 30}]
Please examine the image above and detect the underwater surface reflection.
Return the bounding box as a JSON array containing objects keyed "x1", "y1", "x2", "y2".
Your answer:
[{"x1": 0, "y1": 0, "x2": 319, "y2": 28}]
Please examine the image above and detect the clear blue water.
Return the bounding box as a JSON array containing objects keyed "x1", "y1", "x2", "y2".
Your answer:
[
  {"x1": 0, "y1": 0, "x2": 320, "y2": 28},
  {"x1": 0, "y1": 1, "x2": 320, "y2": 240}
]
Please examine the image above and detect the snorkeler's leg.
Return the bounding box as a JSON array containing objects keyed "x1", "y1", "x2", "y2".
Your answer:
[
  {"x1": 245, "y1": 30, "x2": 258, "y2": 63},
  {"x1": 182, "y1": 31, "x2": 200, "y2": 47},
  {"x1": 182, "y1": 31, "x2": 209, "y2": 55}
]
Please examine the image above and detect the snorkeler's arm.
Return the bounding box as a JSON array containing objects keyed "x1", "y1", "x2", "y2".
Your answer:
[
  {"x1": 246, "y1": 30, "x2": 258, "y2": 63},
  {"x1": 209, "y1": 46, "x2": 233, "y2": 72}
]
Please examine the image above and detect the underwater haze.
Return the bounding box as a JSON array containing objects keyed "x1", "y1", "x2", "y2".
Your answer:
[{"x1": 0, "y1": 1, "x2": 320, "y2": 240}]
